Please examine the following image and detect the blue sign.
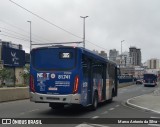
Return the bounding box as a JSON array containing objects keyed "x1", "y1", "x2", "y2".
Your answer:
[{"x1": 2, "y1": 46, "x2": 25, "y2": 67}]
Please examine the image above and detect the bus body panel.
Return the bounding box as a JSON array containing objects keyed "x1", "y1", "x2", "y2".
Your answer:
[
  {"x1": 143, "y1": 73, "x2": 157, "y2": 86},
  {"x1": 30, "y1": 46, "x2": 118, "y2": 108}
]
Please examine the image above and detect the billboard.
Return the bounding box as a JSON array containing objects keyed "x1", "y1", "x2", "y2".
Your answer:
[{"x1": 2, "y1": 46, "x2": 25, "y2": 67}]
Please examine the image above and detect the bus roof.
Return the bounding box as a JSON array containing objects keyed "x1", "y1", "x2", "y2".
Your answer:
[{"x1": 31, "y1": 45, "x2": 117, "y2": 67}]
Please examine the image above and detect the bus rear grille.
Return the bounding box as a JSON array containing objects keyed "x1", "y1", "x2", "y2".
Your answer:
[{"x1": 46, "y1": 97, "x2": 60, "y2": 100}]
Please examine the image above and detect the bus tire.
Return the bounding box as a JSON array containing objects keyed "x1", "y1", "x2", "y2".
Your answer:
[
  {"x1": 91, "y1": 92, "x2": 98, "y2": 111},
  {"x1": 108, "y1": 89, "x2": 113, "y2": 103}
]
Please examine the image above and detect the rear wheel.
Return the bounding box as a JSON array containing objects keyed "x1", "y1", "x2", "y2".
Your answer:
[
  {"x1": 90, "y1": 92, "x2": 98, "y2": 111},
  {"x1": 108, "y1": 89, "x2": 113, "y2": 103}
]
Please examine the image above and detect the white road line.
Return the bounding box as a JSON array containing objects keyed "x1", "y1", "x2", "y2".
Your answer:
[
  {"x1": 75, "y1": 123, "x2": 110, "y2": 127},
  {"x1": 75, "y1": 124, "x2": 94, "y2": 127},
  {"x1": 150, "y1": 117, "x2": 160, "y2": 118},
  {"x1": 127, "y1": 98, "x2": 160, "y2": 114},
  {"x1": 148, "y1": 117, "x2": 160, "y2": 127},
  {"x1": 109, "y1": 108, "x2": 114, "y2": 111},
  {"x1": 90, "y1": 124, "x2": 110, "y2": 127},
  {"x1": 28, "y1": 109, "x2": 39, "y2": 113},
  {"x1": 118, "y1": 92, "x2": 124, "y2": 94},
  {"x1": 115, "y1": 105, "x2": 120, "y2": 107},
  {"x1": 91, "y1": 116, "x2": 99, "y2": 119},
  {"x1": 19, "y1": 109, "x2": 39, "y2": 115},
  {"x1": 148, "y1": 124, "x2": 160, "y2": 127},
  {"x1": 101, "y1": 111, "x2": 108, "y2": 114}
]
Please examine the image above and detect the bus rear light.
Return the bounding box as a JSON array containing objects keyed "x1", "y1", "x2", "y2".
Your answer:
[
  {"x1": 73, "y1": 75, "x2": 79, "y2": 94},
  {"x1": 30, "y1": 75, "x2": 35, "y2": 92}
]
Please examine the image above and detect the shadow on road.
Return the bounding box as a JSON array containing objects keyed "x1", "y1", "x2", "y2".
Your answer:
[{"x1": 34, "y1": 100, "x2": 116, "y2": 117}]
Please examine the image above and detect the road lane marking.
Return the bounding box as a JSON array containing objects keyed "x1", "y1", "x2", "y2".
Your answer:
[
  {"x1": 150, "y1": 117, "x2": 160, "y2": 118},
  {"x1": 115, "y1": 105, "x2": 120, "y2": 107},
  {"x1": 19, "y1": 109, "x2": 39, "y2": 115},
  {"x1": 148, "y1": 124, "x2": 160, "y2": 127},
  {"x1": 148, "y1": 117, "x2": 160, "y2": 127},
  {"x1": 75, "y1": 123, "x2": 110, "y2": 127},
  {"x1": 75, "y1": 124, "x2": 93, "y2": 127},
  {"x1": 91, "y1": 116, "x2": 99, "y2": 119},
  {"x1": 126, "y1": 97, "x2": 160, "y2": 114},
  {"x1": 101, "y1": 111, "x2": 108, "y2": 114},
  {"x1": 118, "y1": 92, "x2": 124, "y2": 94},
  {"x1": 109, "y1": 108, "x2": 114, "y2": 110},
  {"x1": 90, "y1": 124, "x2": 110, "y2": 127}
]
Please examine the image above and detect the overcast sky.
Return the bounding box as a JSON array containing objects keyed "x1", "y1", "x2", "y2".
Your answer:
[{"x1": 0, "y1": 0, "x2": 160, "y2": 62}]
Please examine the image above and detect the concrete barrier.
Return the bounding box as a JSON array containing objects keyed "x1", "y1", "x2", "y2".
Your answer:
[
  {"x1": 0, "y1": 87, "x2": 29, "y2": 102},
  {"x1": 118, "y1": 82, "x2": 134, "y2": 88},
  {"x1": 0, "y1": 82, "x2": 134, "y2": 102}
]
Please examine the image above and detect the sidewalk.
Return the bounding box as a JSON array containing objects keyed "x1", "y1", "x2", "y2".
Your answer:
[{"x1": 126, "y1": 84, "x2": 160, "y2": 114}]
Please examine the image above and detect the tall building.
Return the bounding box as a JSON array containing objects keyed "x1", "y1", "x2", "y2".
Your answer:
[
  {"x1": 116, "y1": 51, "x2": 132, "y2": 67},
  {"x1": 92, "y1": 49, "x2": 99, "y2": 54},
  {"x1": 147, "y1": 58, "x2": 160, "y2": 69},
  {"x1": 129, "y1": 47, "x2": 141, "y2": 66},
  {"x1": 109, "y1": 49, "x2": 119, "y2": 62},
  {"x1": 99, "y1": 51, "x2": 107, "y2": 59}
]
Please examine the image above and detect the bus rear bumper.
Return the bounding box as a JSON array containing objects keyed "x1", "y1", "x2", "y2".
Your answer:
[
  {"x1": 30, "y1": 92, "x2": 81, "y2": 104},
  {"x1": 143, "y1": 83, "x2": 156, "y2": 86}
]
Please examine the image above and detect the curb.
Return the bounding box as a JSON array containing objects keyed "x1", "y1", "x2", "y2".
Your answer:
[{"x1": 126, "y1": 95, "x2": 160, "y2": 114}]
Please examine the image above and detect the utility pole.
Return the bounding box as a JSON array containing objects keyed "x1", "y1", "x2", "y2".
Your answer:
[
  {"x1": 121, "y1": 40, "x2": 125, "y2": 55},
  {"x1": 121, "y1": 40, "x2": 125, "y2": 65},
  {"x1": 80, "y1": 16, "x2": 89, "y2": 48}
]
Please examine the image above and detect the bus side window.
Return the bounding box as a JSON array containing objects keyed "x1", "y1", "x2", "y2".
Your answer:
[
  {"x1": 82, "y1": 55, "x2": 89, "y2": 80},
  {"x1": 108, "y1": 63, "x2": 115, "y2": 80},
  {"x1": 106, "y1": 63, "x2": 109, "y2": 79}
]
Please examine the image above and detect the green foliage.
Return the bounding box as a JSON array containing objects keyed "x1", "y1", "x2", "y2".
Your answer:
[
  {"x1": 0, "y1": 68, "x2": 13, "y2": 84},
  {"x1": 20, "y1": 65, "x2": 30, "y2": 85}
]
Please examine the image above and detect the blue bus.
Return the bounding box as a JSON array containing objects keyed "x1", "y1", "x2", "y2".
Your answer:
[
  {"x1": 30, "y1": 46, "x2": 119, "y2": 110},
  {"x1": 143, "y1": 73, "x2": 157, "y2": 87}
]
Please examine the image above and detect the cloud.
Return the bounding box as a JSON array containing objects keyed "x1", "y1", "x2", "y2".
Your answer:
[{"x1": 0, "y1": 0, "x2": 160, "y2": 62}]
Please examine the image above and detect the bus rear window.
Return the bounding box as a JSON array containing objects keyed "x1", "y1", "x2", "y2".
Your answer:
[
  {"x1": 144, "y1": 74, "x2": 156, "y2": 79},
  {"x1": 31, "y1": 48, "x2": 76, "y2": 70}
]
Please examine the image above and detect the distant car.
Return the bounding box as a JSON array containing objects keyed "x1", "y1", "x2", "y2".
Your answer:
[{"x1": 136, "y1": 79, "x2": 143, "y2": 84}]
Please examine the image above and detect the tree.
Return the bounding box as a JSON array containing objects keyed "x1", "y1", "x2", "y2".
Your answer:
[
  {"x1": 0, "y1": 68, "x2": 13, "y2": 86},
  {"x1": 21, "y1": 65, "x2": 30, "y2": 85}
]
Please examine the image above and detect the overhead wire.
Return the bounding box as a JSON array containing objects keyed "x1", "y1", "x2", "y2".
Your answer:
[
  {"x1": 0, "y1": 33, "x2": 29, "y2": 42},
  {"x1": 0, "y1": 33, "x2": 30, "y2": 49},
  {"x1": 1, "y1": 30, "x2": 29, "y2": 40},
  {"x1": 0, "y1": 26, "x2": 50, "y2": 45},
  {"x1": 9, "y1": 0, "x2": 108, "y2": 52},
  {"x1": 9, "y1": 0, "x2": 82, "y2": 39},
  {"x1": 0, "y1": 20, "x2": 53, "y2": 44}
]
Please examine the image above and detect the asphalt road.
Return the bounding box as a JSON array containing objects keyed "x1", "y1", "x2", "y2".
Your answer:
[{"x1": 0, "y1": 84, "x2": 160, "y2": 127}]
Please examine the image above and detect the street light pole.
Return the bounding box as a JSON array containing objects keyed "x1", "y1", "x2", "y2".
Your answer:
[
  {"x1": 0, "y1": 30, "x2": 1, "y2": 42},
  {"x1": 121, "y1": 40, "x2": 125, "y2": 55},
  {"x1": 27, "y1": 21, "x2": 32, "y2": 52},
  {"x1": 80, "y1": 16, "x2": 88, "y2": 48},
  {"x1": 120, "y1": 40, "x2": 125, "y2": 66}
]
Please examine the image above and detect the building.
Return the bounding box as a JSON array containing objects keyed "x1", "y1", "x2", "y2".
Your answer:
[
  {"x1": 115, "y1": 51, "x2": 132, "y2": 67},
  {"x1": 134, "y1": 66, "x2": 144, "y2": 78},
  {"x1": 0, "y1": 41, "x2": 25, "y2": 85},
  {"x1": 109, "y1": 49, "x2": 119, "y2": 62},
  {"x1": 146, "y1": 58, "x2": 160, "y2": 69},
  {"x1": 92, "y1": 49, "x2": 99, "y2": 54},
  {"x1": 129, "y1": 47, "x2": 141, "y2": 66},
  {"x1": 99, "y1": 51, "x2": 107, "y2": 59}
]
